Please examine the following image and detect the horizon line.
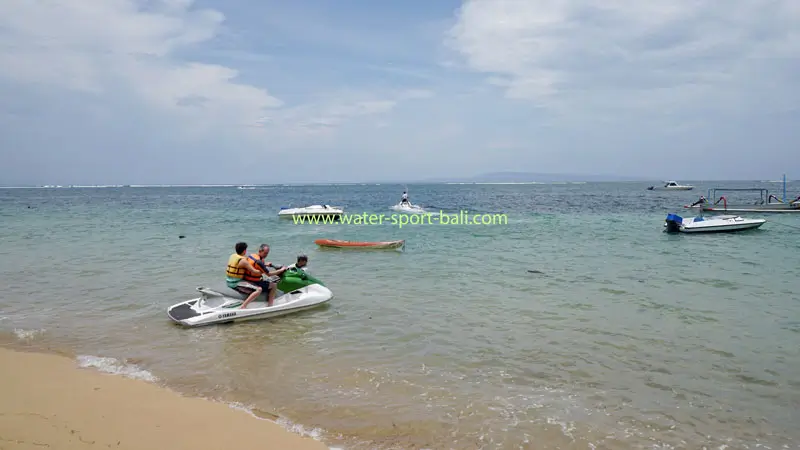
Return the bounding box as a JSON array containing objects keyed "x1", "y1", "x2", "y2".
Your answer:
[{"x1": 0, "y1": 178, "x2": 795, "y2": 189}]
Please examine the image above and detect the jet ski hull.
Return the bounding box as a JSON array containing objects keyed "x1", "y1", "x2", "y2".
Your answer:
[
  {"x1": 167, "y1": 284, "x2": 333, "y2": 327},
  {"x1": 390, "y1": 202, "x2": 426, "y2": 214}
]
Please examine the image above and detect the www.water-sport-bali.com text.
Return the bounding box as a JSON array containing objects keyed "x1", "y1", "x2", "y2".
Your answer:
[{"x1": 292, "y1": 211, "x2": 508, "y2": 228}]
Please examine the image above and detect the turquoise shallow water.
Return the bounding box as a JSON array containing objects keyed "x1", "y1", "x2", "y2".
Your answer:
[{"x1": 1, "y1": 182, "x2": 799, "y2": 449}]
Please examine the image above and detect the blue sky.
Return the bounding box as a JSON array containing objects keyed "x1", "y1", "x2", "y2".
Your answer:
[{"x1": 0, "y1": 0, "x2": 798, "y2": 185}]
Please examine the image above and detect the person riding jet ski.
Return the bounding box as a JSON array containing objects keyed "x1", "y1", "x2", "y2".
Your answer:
[
  {"x1": 245, "y1": 243, "x2": 291, "y2": 307},
  {"x1": 400, "y1": 190, "x2": 409, "y2": 205},
  {"x1": 294, "y1": 254, "x2": 308, "y2": 269},
  {"x1": 226, "y1": 242, "x2": 287, "y2": 309}
]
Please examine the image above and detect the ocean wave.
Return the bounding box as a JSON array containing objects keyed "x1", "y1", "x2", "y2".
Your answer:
[
  {"x1": 75, "y1": 354, "x2": 158, "y2": 383},
  {"x1": 13, "y1": 327, "x2": 46, "y2": 340},
  {"x1": 73, "y1": 355, "x2": 341, "y2": 448},
  {"x1": 221, "y1": 401, "x2": 340, "y2": 449}
]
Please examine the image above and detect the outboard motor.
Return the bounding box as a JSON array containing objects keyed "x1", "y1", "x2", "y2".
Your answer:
[{"x1": 665, "y1": 213, "x2": 683, "y2": 233}]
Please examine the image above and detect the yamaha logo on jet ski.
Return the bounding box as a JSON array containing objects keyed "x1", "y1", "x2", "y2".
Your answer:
[{"x1": 217, "y1": 312, "x2": 237, "y2": 319}]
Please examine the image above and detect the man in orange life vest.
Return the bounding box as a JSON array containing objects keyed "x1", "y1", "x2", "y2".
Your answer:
[
  {"x1": 225, "y1": 242, "x2": 286, "y2": 308},
  {"x1": 244, "y1": 244, "x2": 287, "y2": 307}
]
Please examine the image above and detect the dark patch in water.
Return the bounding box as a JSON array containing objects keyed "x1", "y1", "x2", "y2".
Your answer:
[
  {"x1": 780, "y1": 321, "x2": 800, "y2": 333},
  {"x1": 599, "y1": 288, "x2": 627, "y2": 295},
  {"x1": 734, "y1": 374, "x2": 779, "y2": 387},
  {"x1": 678, "y1": 313, "x2": 719, "y2": 324},
  {"x1": 645, "y1": 380, "x2": 674, "y2": 392},
  {"x1": 250, "y1": 408, "x2": 280, "y2": 421},
  {"x1": 703, "y1": 347, "x2": 735, "y2": 358}
]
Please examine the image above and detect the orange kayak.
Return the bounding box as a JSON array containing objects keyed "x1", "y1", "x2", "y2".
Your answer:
[{"x1": 314, "y1": 239, "x2": 405, "y2": 249}]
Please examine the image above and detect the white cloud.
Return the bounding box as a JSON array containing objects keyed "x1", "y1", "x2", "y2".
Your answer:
[
  {"x1": 0, "y1": 0, "x2": 283, "y2": 139},
  {"x1": 0, "y1": 0, "x2": 446, "y2": 186},
  {"x1": 0, "y1": 0, "x2": 429, "y2": 146},
  {"x1": 445, "y1": 0, "x2": 800, "y2": 113},
  {"x1": 254, "y1": 89, "x2": 434, "y2": 143}
]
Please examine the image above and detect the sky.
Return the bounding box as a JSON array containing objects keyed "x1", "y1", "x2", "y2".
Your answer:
[{"x1": 0, "y1": 0, "x2": 798, "y2": 185}]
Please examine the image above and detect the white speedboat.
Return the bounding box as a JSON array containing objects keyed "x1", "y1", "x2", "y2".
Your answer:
[
  {"x1": 664, "y1": 213, "x2": 765, "y2": 233},
  {"x1": 648, "y1": 181, "x2": 694, "y2": 191},
  {"x1": 390, "y1": 202, "x2": 427, "y2": 214},
  {"x1": 167, "y1": 268, "x2": 332, "y2": 327},
  {"x1": 278, "y1": 204, "x2": 343, "y2": 219}
]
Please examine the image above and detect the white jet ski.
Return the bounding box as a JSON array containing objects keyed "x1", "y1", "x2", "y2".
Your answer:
[
  {"x1": 167, "y1": 267, "x2": 333, "y2": 327},
  {"x1": 390, "y1": 201, "x2": 427, "y2": 214},
  {"x1": 664, "y1": 213, "x2": 765, "y2": 233}
]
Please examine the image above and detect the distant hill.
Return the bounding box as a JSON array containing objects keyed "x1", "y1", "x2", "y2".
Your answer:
[{"x1": 426, "y1": 171, "x2": 649, "y2": 183}]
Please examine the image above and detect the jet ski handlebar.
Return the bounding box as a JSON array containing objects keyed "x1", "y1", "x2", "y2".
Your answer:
[{"x1": 260, "y1": 263, "x2": 301, "y2": 282}]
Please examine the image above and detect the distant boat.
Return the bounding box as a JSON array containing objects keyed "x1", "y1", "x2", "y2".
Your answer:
[
  {"x1": 278, "y1": 205, "x2": 344, "y2": 220},
  {"x1": 314, "y1": 239, "x2": 405, "y2": 250},
  {"x1": 683, "y1": 175, "x2": 800, "y2": 213},
  {"x1": 648, "y1": 181, "x2": 694, "y2": 191}
]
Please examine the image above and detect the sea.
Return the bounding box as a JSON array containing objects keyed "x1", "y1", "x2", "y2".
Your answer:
[{"x1": 1, "y1": 180, "x2": 799, "y2": 450}]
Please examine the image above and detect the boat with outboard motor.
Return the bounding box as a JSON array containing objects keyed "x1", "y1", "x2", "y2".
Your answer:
[
  {"x1": 278, "y1": 204, "x2": 344, "y2": 220},
  {"x1": 391, "y1": 202, "x2": 427, "y2": 214},
  {"x1": 167, "y1": 266, "x2": 332, "y2": 327},
  {"x1": 664, "y1": 213, "x2": 765, "y2": 233}
]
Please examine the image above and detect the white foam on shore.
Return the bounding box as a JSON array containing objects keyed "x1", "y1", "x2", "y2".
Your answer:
[
  {"x1": 71, "y1": 356, "x2": 343, "y2": 449},
  {"x1": 13, "y1": 327, "x2": 46, "y2": 340},
  {"x1": 276, "y1": 416, "x2": 326, "y2": 442},
  {"x1": 225, "y1": 401, "x2": 343, "y2": 449},
  {"x1": 76, "y1": 355, "x2": 158, "y2": 383}
]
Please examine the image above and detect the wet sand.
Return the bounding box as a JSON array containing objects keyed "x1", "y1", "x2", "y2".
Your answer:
[{"x1": 0, "y1": 348, "x2": 328, "y2": 450}]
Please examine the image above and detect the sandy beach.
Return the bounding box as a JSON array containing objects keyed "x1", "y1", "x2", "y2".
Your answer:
[{"x1": 0, "y1": 347, "x2": 328, "y2": 450}]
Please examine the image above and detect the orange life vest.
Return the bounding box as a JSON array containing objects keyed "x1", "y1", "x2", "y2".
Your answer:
[{"x1": 243, "y1": 253, "x2": 266, "y2": 282}]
